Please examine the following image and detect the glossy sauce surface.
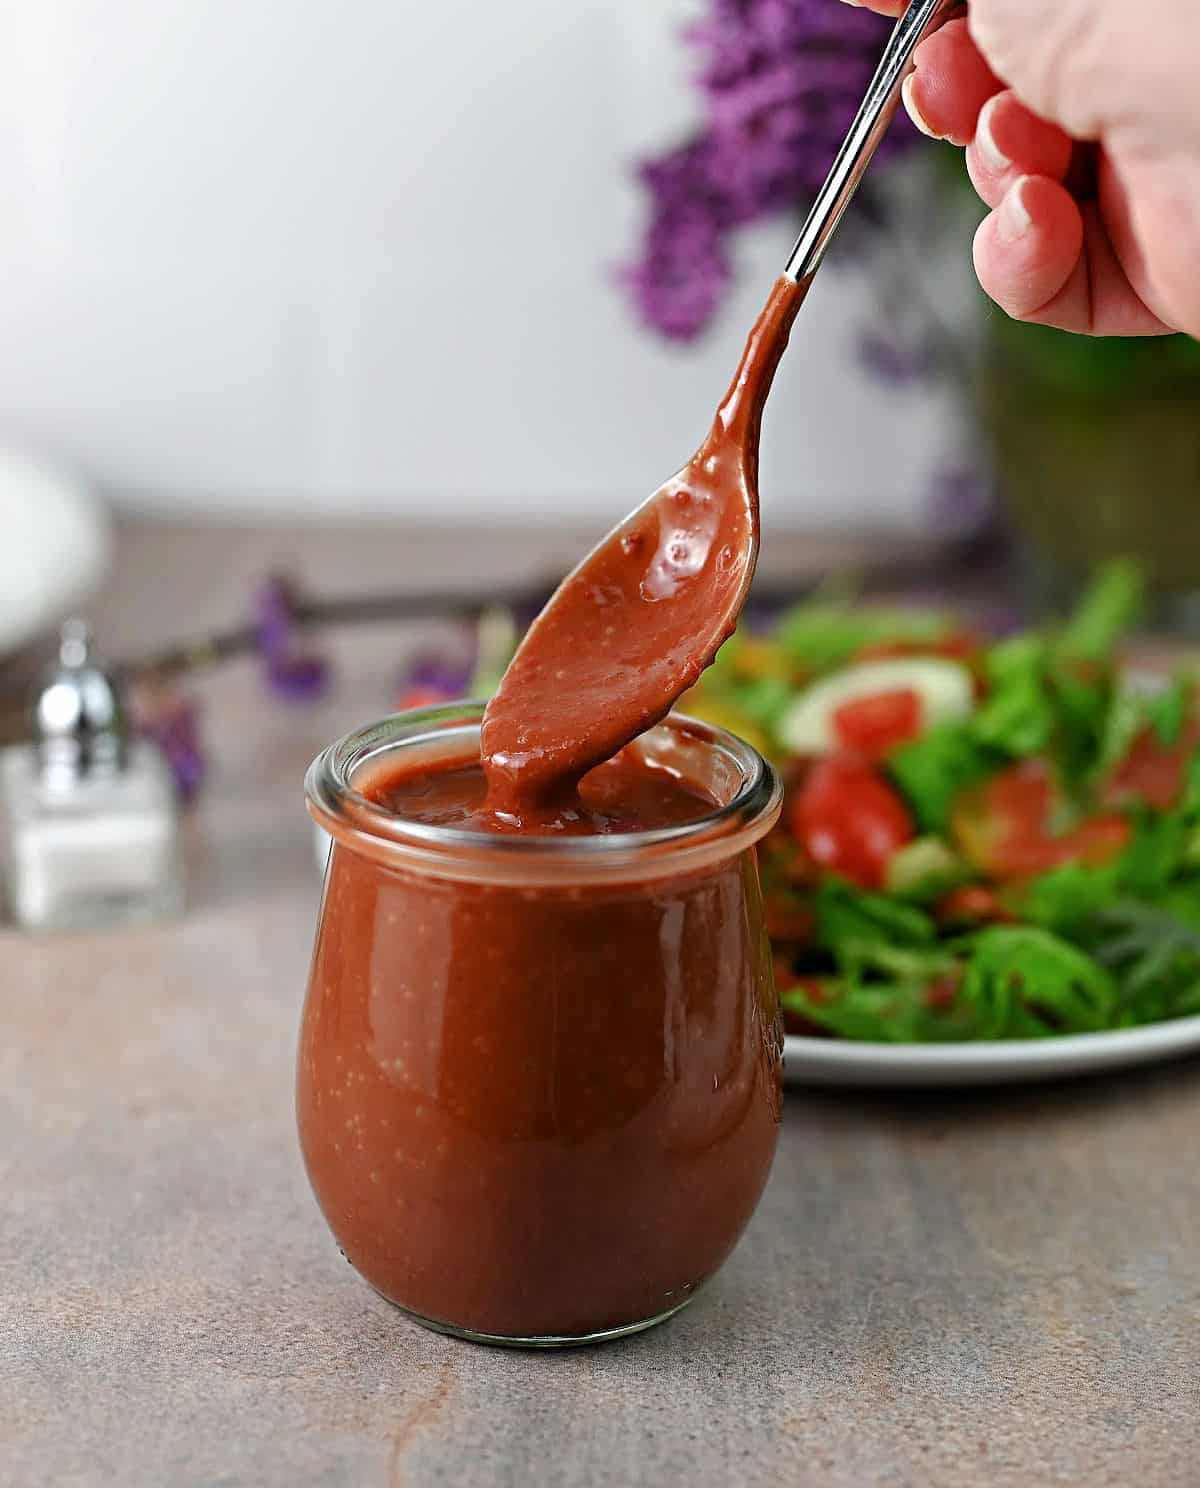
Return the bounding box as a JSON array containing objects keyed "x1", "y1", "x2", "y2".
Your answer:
[{"x1": 362, "y1": 751, "x2": 716, "y2": 836}]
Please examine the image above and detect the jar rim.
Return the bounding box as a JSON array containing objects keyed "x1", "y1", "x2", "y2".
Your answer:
[{"x1": 305, "y1": 701, "x2": 782, "y2": 886}]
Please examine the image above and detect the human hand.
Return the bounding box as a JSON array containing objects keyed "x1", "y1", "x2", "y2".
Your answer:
[{"x1": 843, "y1": 0, "x2": 1200, "y2": 337}]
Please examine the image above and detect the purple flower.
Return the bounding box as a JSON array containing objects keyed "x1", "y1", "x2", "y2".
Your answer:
[
  {"x1": 622, "y1": 143, "x2": 734, "y2": 342},
  {"x1": 928, "y1": 462, "x2": 998, "y2": 539},
  {"x1": 624, "y1": 0, "x2": 920, "y2": 341},
  {"x1": 857, "y1": 328, "x2": 935, "y2": 386},
  {"x1": 980, "y1": 602, "x2": 1025, "y2": 639},
  {"x1": 405, "y1": 654, "x2": 474, "y2": 698},
  {"x1": 265, "y1": 653, "x2": 330, "y2": 701},
  {"x1": 397, "y1": 621, "x2": 481, "y2": 705},
  {"x1": 253, "y1": 575, "x2": 331, "y2": 702},
  {"x1": 130, "y1": 682, "x2": 206, "y2": 803},
  {"x1": 742, "y1": 597, "x2": 787, "y2": 633}
]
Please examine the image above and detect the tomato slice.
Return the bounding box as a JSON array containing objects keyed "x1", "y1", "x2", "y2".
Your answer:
[
  {"x1": 789, "y1": 755, "x2": 915, "y2": 890},
  {"x1": 952, "y1": 759, "x2": 1130, "y2": 879},
  {"x1": 924, "y1": 972, "x2": 963, "y2": 1011},
  {"x1": 935, "y1": 884, "x2": 1013, "y2": 926},
  {"x1": 988, "y1": 758, "x2": 1056, "y2": 832},
  {"x1": 830, "y1": 687, "x2": 922, "y2": 756},
  {"x1": 1057, "y1": 815, "x2": 1132, "y2": 866},
  {"x1": 981, "y1": 822, "x2": 1129, "y2": 878},
  {"x1": 1104, "y1": 722, "x2": 1200, "y2": 812}
]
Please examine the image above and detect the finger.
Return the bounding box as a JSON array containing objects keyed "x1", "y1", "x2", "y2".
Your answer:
[
  {"x1": 973, "y1": 175, "x2": 1172, "y2": 335},
  {"x1": 1117, "y1": 156, "x2": 1200, "y2": 338},
  {"x1": 973, "y1": 176, "x2": 1082, "y2": 321},
  {"x1": 904, "y1": 19, "x2": 1002, "y2": 146},
  {"x1": 965, "y1": 91, "x2": 1074, "y2": 209},
  {"x1": 836, "y1": 1, "x2": 906, "y2": 13}
]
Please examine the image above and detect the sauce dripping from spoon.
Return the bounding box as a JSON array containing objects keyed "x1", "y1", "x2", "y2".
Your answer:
[
  {"x1": 481, "y1": 273, "x2": 808, "y2": 826},
  {"x1": 480, "y1": 0, "x2": 957, "y2": 826}
]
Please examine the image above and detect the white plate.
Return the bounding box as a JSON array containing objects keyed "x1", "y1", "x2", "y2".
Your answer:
[{"x1": 784, "y1": 1017, "x2": 1200, "y2": 1088}]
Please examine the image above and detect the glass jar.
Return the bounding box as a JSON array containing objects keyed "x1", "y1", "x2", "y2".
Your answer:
[{"x1": 298, "y1": 702, "x2": 783, "y2": 1347}]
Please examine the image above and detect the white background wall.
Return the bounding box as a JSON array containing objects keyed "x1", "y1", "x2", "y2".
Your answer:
[{"x1": 0, "y1": 0, "x2": 959, "y2": 531}]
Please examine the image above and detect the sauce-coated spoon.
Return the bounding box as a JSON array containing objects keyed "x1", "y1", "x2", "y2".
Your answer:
[{"x1": 482, "y1": 0, "x2": 958, "y2": 823}]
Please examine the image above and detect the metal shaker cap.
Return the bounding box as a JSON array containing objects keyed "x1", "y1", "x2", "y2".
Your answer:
[{"x1": 34, "y1": 619, "x2": 127, "y2": 784}]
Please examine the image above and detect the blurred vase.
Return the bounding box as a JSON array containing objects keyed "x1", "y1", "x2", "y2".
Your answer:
[{"x1": 978, "y1": 319, "x2": 1200, "y2": 628}]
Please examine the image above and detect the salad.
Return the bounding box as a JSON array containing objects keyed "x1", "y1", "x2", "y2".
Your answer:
[{"x1": 679, "y1": 563, "x2": 1200, "y2": 1043}]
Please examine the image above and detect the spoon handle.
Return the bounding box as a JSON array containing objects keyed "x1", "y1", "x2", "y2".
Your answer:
[{"x1": 784, "y1": 0, "x2": 961, "y2": 284}]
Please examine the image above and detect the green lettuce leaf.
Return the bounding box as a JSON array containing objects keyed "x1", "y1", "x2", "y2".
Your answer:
[
  {"x1": 959, "y1": 926, "x2": 1117, "y2": 1036},
  {"x1": 887, "y1": 723, "x2": 996, "y2": 832},
  {"x1": 1055, "y1": 560, "x2": 1144, "y2": 663}
]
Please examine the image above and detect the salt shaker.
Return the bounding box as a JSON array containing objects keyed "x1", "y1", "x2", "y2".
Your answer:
[{"x1": 0, "y1": 620, "x2": 182, "y2": 932}]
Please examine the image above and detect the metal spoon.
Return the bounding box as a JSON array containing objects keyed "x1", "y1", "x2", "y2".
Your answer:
[{"x1": 482, "y1": 0, "x2": 959, "y2": 817}]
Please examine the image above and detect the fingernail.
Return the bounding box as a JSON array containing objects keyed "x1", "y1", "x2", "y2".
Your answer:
[
  {"x1": 836, "y1": 0, "x2": 863, "y2": 6},
  {"x1": 997, "y1": 177, "x2": 1033, "y2": 241},
  {"x1": 902, "y1": 74, "x2": 939, "y2": 140},
  {"x1": 975, "y1": 96, "x2": 1011, "y2": 174}
]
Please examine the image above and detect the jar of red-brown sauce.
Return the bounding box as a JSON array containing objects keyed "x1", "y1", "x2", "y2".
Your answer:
[{"x1": 298, "y1": 702, "x2": 784, "y2": 1346}]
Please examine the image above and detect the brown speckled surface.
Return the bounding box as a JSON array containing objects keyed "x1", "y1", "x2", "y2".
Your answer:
[{"x1": 3, "y1": 524, "x2": 1200, "y2": 1487}]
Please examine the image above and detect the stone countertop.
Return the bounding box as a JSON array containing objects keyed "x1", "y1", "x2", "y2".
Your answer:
[{"x1": 4, "y1": 523, "x2": 1200, "y2": 1487}]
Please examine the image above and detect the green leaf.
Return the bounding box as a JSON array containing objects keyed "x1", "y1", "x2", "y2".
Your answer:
[
  {"x1": 972, "y1": 672, "x2": 1054, "y2": 756},
  {"x1": 468, "y1": 607, "x2": 518, "y2": 696},
  {"x1": 1047, "y1": 659, "x2": 1115, "y2": 780},
  {"x1": 813, "y1": 880, "x2": 936, "y2": 973},
  {"x1": 780, "y1": 980, "x2": 932, "y2": 1044},
  {"x1": 772, "y1": 604, "x2": 872, "y2": 673},
  {"x1": 1147, "y1": 676, "x2": 1188, "y2": 747},
  {"x1": 1182, "y1": 753, "x2": 1200, "y2": 815},
  {"x1": 780, "y1": 940, "x2": 968, "y2": 1044},
  {"x1": 1118, "y1": 809, "x2": 1189, "y2": 894},
  {"x1": 960, "y1": 926, "x2": 1118, "y2": 1036},
  {"x1": 985, "y1": 633, "x2": 1047, "y2": 684},
  {"x1": 1094, "y1": 682, "x2": 1149, "y2": 780},
  {"x1": 732, "y1": 674, "x2": 794, "y2": 730},
  {"x1": 971, "y1": 636, "x2": 1054, "y2": 757},
  {"x1": 1084, "y1": 898, "x2": 1200, "y2": 1024},
  {"x1": 1013, "y1": 864, "x2": 1119, "y2": 933},
  {"x1": 1160, "y1": 881, "x2": 1200, "y2": 930},
  {"x1": 1055, "y1": 561, "x2": 1144, "y2": 663},
  {"x1": 772, "y1": 602, "x2": 949, "y2": 674},
  {"x1": 888, "y1": 723, "x2": 995, "y2": 832}
]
